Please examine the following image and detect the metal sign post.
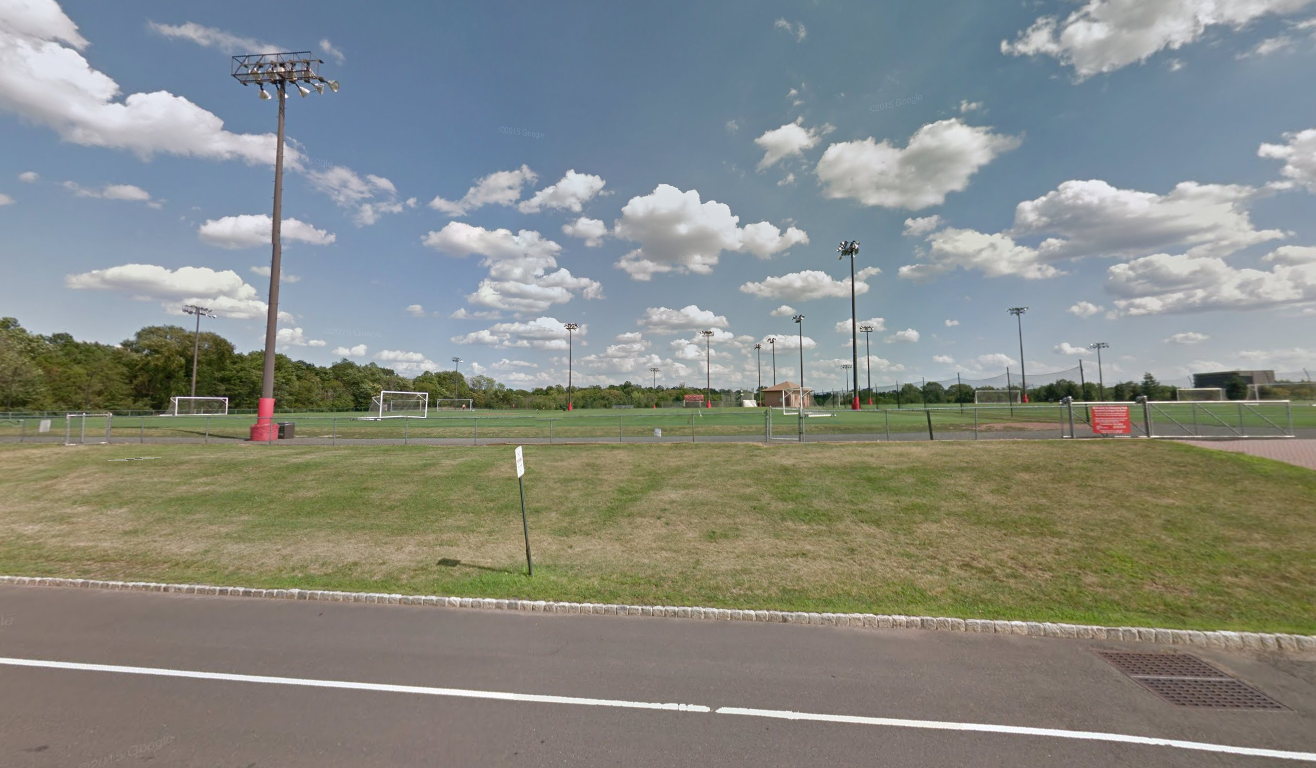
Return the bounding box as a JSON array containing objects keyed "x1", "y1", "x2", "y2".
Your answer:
[{"x1": 514, "y1": 446, "x2": 532, "y2": 576}]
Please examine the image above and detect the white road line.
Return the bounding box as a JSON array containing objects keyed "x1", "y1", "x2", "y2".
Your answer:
[
  {"x1": 0, "y1": 657, "x2": 710, "y2": 713},
  {"x1": 2, "y1": 657, "x2": 1312, "y2": 763},
  {"x1": 716, "y1": 707, "x2": 1316, "y2": 763}
]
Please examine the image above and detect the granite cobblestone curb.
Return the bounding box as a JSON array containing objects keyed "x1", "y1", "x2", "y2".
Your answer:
[{"x1": 4, "y1": 575, "x2": 1313, "y2": 656}]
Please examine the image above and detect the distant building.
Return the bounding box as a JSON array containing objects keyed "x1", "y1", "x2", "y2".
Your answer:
[
  {"x1": 760, "y1": 381, "x2": 814, "y2": 408},
  {"x1": 1191, "y1": 370, "x2": 1276, "y2": 388}
]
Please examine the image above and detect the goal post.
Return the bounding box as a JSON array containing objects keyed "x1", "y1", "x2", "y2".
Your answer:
[
  {"x1": 974, "y1": 389, "x2": 1021, "y2": 405},
  {"x1": 1176, "y1": 387, "x2": 1225, "y2": 401},
  {"x1": 433, "y1": 398, "x2": 474, "y2": 411},
  {"x1": 168, "y1": 396, "x2": 229, "y2": 416},
  {"x1": 372, "y1": 390, "x2": 429, "y2": 418}
]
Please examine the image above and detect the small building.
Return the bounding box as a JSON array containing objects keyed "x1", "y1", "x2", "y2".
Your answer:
[
  {"x1": 1191, "y1": 370, "x2": 1276, "y2": 388},
  {"x1": 760, "y1": 381, "x2": 814, "y2": 408}
]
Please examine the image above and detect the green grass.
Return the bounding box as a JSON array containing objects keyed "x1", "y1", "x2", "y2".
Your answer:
[
  {"x1": 0, "y1": 441, "x2": 1312, "y2": 633},
  {"x1": 5, "y1": 400, "x2": 1305, "y2": 442}
]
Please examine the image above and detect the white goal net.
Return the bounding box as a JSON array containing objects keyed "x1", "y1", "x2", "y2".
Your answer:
[
  {"x1": 974, "y1": 389, "x2": 1021, "y2": 404},
  {"x1": 168, "y1": 396, "x2": 229, "y2": 416},
  {"x1": 1176, "y1": 388, "x2": 1225, "y2": 401},
  {"x1": 371, "y1": 390, "x2": 429, "y2": 418},
  {"x1": 433, "y1": 398, "x2": 474, "y2": 411}
]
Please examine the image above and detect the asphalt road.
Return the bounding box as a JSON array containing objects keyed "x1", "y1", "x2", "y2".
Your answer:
[{"x1": 1, "y1": 585, "x2": 1312, "y2": 767}]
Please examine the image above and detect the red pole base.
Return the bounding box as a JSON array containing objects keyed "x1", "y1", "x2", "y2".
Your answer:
[
  {"x1": 851, "y1": 396, "x2": 861, "y2": 410},
  {"x1": 867, "y1": 398, "x2": 873, "y2": 406},
  {"x1": 249, "y1": 397, "x2": 277, "y2": 441},
  {"x1": 567, "y1": 402, "x2": 573, "y2": 411}
]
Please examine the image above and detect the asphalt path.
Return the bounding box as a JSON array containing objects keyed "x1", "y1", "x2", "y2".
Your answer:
[{"x1": 1, "y1": 585, "x2": 1313, "y2": 767}]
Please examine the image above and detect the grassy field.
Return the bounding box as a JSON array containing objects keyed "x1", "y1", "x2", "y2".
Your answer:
[
  {"x1": 0, "y1": 440, "x2": 1312, "y2": 633},
  {"x1": 2, "y1": 400, "x2": 1306, "y2": 442}
]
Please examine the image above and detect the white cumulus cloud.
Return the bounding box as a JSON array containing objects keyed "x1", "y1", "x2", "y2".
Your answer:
[
  {"x1": 429, "y1": 165, "x2": 537, "y2": 217},
  {"x1": 405, "y1": 304, "x2": 427, "y2": 318},
  {"x1": 754, "y1": 118, "x2": 834, "y2": 170},
  {"x1": 903, "y1": 215, "x2": 943, "y2": 237},
  {"x1": 333, "y1": 344, "x2": 367, "y2": 357},
  {"x1": 276, "y1": 327, "x2": 325, "y2": 349},
  {"x1": 1166, "y1": 332, "x2": 1210, "y2": 344},
  {"x1": 561, "y1": 216, "x2": 608, "y2": 247},
  {"x1": 1054, "y1": 342, "x2": 1089, "y2": 355},
  {"x1": 1068, "y1": 301, "x2": 1105, "y2": 317},
  {"x1": 198, "y1": 214, "x2": 336, "y2": 249},
  {"x1": 774, "y1": 18, "x2": 807, "y2": 42},
  {"x1": 1260, "y1": 127, "x2": 1316, "y2": 191},
  {"x1": 740, "y1": 267, "x2": 880, "y2": 301},
  {"x1": 422, "y1": 222, "x2": 602, "y2": 315},
  {"x1": 815, "y1": 119, "x2": 1021, "y2": 211},
  {"x1": 637, "y1": 305, "x2": 729, "y2": 333},
  {"x1": 770, "y1": 305, "x2": 797, "y2": 317},
  {"x1": 886, "y1": 328, "x2": 920, "y2": 343},
  {"x1": 518, "y1": 170, "x2": 606, "y2": 213},
  {"x1": 1107, "y1": 252, "x2": 1316, "y2": 316},
  {"x1": 612, "y1": 184, "x2": 807, "y2": 280},
  {"x1": 64, "y1": 262, "x2": 289, "y2": 322},
  {"x1": 148, "y1": 21, "x2": 277, "y2": 53}
]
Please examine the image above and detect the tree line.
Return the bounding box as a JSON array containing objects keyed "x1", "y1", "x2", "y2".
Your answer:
[{"x1": 1, "y1": 317, "x2": 1306, "y2": 413}]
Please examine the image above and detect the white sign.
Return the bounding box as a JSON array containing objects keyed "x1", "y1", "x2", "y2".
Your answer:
[
  {"x1": 38, "y1": 419, "x2": 51, "y2": 434},
  {"x1": 514, "y1": 445, "x2": 525, "y2": 478},
  {"x1": 654, "y1": 428, "x2": 662, "y2": 437}
]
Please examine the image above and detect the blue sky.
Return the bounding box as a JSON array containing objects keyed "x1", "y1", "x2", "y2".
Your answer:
[{"x1": 2, "y1": 0, "x2": 1314, "y2": 392}]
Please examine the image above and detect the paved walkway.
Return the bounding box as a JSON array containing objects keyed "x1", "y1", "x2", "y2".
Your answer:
[{"x1": 1182, "y1": 438, "x2": 1316, "y2": 470}]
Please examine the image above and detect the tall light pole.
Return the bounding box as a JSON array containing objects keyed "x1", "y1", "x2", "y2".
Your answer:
[
  {"x1": 1007, "y1": 307, "x2": 1029, "y2": 404},
  {"x1": 767, "y1": 336, "x2": 778, "y2": 385},
  {"x1": 232, "y1": 52, "x2": 337, "y2": 441},
  {"x1": 841, "y1": 363, "x2": 853, "y2": 409},
  {"x1": 564, "y1": 323, "x2": 579, "y2": 411},
  {"x1": 793, "y1": 314, "x2": 806, "y2": 410},
  {"x1": 838, "y1": 240, "x2": 862, "y2": 410},
  {"x1": 858, "y1": 323, "x2": 875, "y2": 406},
  {"x1": 181, "y1": 304, "x2": 215, "y2": 399},
  {"x1": 649, "y1": 365, "x2": 660, "y2": 409},
  {"x1": 1090, "y1": 342, "x2": 1110, "y2": 400},
  {"x1": 699, "y1": 330, "x2": 715, "y2": 409},
  {"x1": 753, "y1": 343, "x2": 763, "y2": 406},
  {"x1": 451, "y1": 357, "x2": 463, "y2": 400}
]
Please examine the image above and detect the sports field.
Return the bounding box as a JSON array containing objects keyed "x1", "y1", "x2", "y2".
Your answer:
[
  {"x1": 0, "y1": 440, "x2": 1312, "y2": 632},
  {"x1": 2, "y1": 401, "x2": 1307, "y2": 442}
]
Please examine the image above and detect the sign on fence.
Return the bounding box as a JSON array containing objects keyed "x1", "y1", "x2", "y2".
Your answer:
[{"x1": 1090, "y1": 405, "x2": 1131, "y2": 435}]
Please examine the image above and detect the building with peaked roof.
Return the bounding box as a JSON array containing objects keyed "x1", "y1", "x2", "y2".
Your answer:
[{"x1": 760, "y1": 381, "x2": 813, "y2": 408}]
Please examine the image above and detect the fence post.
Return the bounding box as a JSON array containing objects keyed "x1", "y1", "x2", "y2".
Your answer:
[
  {"x1": 1286, "y1": 401, "x2": 1294, "y2": 436},
  {"x1": 974, "y1": 408, "x2": 978, "y2": 440},
  {"x1": 19, "y1": 419, "x2": 25, "y2": 443},
  {"x1": 404, "y1": 416, "x2": 409, "y2": 445},
  {"x1": 1237, "y1": 402, "x2": 1245, "y2": 437},
  {"x1": 1191, "y1": 404, "x2": 1198, "y2": 436},
  {"x1": 885, "y1": 409, "x2": 890, "y2": 441},
  {"x1": 1138, "y1": 396, "x2": 1151, "y2": 438},
  {"x1": 925, "y1": 409, "x2": 934, "y2": 441},
  {"x1": 473, "y1": 416, "x2": 478, "y2": 446},
  {"x1": 765, "y1": 408, "x2": 770, "y2": 443},
  {"x1": 205, "y1": 416, "x2": 210, "y2": 444},
  {"x1": 549, "y1": 419, "x2": 553, "y2": 443},
  {"x1": 332, "y1": 417, "x2": 337, "y2": 446},
  {"x1": 691, "y1": 410, "x2": 695, "y2": 442},
  {"x1": 620, "y1": 415, "x2": 623, "y2": 443},
  {"x1": 140, "y1": 417, "x2": 145, "y2": 443}
]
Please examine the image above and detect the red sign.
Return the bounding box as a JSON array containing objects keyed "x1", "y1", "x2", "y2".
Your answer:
[
  {"x1": 1090, "y1": 405, "x2": 1131, "y2": 435},
  {"x1": 683, "y1": 394, "x2": 704, "y2": 402}
]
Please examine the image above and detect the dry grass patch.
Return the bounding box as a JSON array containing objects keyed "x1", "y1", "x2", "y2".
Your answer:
[{"x1": 0, "y1": 440, "x2": 1311, "y2": 632}]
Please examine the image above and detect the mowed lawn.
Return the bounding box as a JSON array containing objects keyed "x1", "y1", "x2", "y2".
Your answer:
[{"x1": 0, "y1": 441, "x2": 1312, "y2": 633}]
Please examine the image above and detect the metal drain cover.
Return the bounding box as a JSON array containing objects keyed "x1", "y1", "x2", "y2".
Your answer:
[{"x1": 1095, "y1": 651, "x2": 1287, "y2": 710}]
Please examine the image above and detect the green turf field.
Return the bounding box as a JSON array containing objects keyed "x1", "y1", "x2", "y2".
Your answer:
[
  {"x1": 0, "y1": 440, "x2": 1312, "y2": 632},
  {"x1": 1, "y1": 401, "x2": 1305, "y2": 442}
]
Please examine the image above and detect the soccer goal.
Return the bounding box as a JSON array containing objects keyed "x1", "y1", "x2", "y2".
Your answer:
[
  {"x1": 1176, "y1": 387, "x2": 1225, "y2": 401},
  {"x1": 371, "y1": 390, "x2": 429, "y2": 418},
  {"x1": 433, "y1": 398, "x2": 474, "y2": 411},
  {"x1": 168, "y1": 396, "x2": 229, "y2": 416},
  {"x1": 974, "y1": 389, "x2": 1021, "y2": 404}
]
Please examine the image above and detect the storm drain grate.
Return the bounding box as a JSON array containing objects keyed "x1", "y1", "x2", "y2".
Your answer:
[{"x1": 1095, "y1": 651, "x2": 1287, "y2": 710}]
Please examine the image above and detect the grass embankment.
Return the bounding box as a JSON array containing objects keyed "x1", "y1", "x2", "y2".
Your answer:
[{"x1": 0, "y1": 441, "x2": 1312, "y2": 632}]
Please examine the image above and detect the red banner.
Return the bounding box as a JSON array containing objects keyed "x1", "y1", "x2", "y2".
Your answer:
[{"x1": 1090, "y1": 405, "x2": 1131, "y2": 435}]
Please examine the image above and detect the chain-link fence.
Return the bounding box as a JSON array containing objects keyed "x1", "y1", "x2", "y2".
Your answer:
[{"x1": 4, "y1": 400, "x2": 1301, "y2": 446}]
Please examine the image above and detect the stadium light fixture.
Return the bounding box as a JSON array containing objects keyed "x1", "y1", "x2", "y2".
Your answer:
[
  {"x1": 181, "y1": 304, "x2": 216, "y2": 399},
  {"x1": 841, "y1": 363, "x2": 853, "y2": 407},
  {"x1": 1007, "y1": 307, "x2": 1029, "y2": 403},
  {"x1": 231, "y1": 51, "x2": 336, "y2": 441},
  {"x1": 699, "y1": 330, "x2": 715, "y2": 409},
  {"x1": 564, "y1": 323, "x2": 579, "y2": 411},
  {"x1": 838, "y1": 240, "x2": 862, "y2": 410},
  {"x1": 753, "y1": 344, "x2": 763, "y2": 407},
  {"x1": 793, "y1": 314, "x2": 806, "y2": 411},
  {"x1": 858, "y1": 324, "x2": 875, "y2": 406},
  {"x1": 1090, "y1": 342, "x2": 1110, "y2": 400}
]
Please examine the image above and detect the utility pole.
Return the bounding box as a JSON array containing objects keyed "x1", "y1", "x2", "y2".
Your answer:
[
  {"x1": 564, "y1": 323, "x2": 579, "y2": 411},
  {"x1": 859, "y1": 324, "x2": 875, "y2": 407},
  {"x1": 838, "y1": 240, "x2": 862, "y2": 410},
  {"x1": 1090, "y1": 342, "x2": 1110, "y2": 400},
  {"x1": 700, "y1": 330, "x2": 715, "y2": 409},
  {"x1": 753, "y1": 344, "x2": 762, "y2": 406}
]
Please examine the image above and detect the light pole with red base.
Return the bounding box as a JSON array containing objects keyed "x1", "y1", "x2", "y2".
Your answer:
[
  {"x1": 859, "y1": 324, "x2": 875, "y2": 406},
  {"x1": 700, "y1": 330, "x2": 715, "y2": 408}
]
